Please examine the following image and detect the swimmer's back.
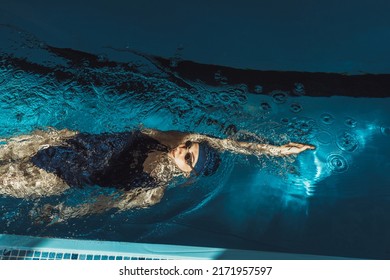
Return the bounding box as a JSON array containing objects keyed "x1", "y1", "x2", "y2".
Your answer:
[{"x1": 31, "y1": 130, "x2": 169, "y2": 190}]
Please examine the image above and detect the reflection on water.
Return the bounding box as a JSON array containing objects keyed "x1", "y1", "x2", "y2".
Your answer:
[{"x1": 0, "y1": 25, "x2": 390, "y2": 259}]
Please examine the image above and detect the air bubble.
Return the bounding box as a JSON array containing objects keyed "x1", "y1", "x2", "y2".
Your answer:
[
  {"x1": 336, "y1": 130, "x2": 358, "y2": 152},
  {"x1": 290, "y1": 103, "x2": 303, "y2": 113},
  {"x1": 344, "y1": 117, "x2": 357, "y2": 128},
  {"x1": 315, "y1": 131, "x2": 332, "y2": 144},
  {"x1": 271, "y1": 90, "x2": 288, "y2": 104},
  {"x1": 320, "y1": 113, "x2": 334, "y2": 125},
  {"x1": 380, "y1": 126, "x2": 389, "y2": 136},
  {"x1": 260, "y1": 102, "x2": 271, "y2": 112},
  {"x1": 327, "y1": 154, "x2": 349, "y2": 173}
]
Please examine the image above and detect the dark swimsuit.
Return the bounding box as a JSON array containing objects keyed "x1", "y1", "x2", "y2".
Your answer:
[{"x1": 31, "y1": 131, "x2": 169, "y2": 190}]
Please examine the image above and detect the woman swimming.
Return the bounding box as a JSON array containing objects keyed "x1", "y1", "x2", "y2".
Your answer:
[{"x1": 0, "y1": 127, "x2": 315, "y2": 222}]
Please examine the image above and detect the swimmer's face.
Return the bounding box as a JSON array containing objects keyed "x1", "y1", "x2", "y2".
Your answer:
[{"x1": 168, "y1": 141, "x2": 199, "y2": 173}]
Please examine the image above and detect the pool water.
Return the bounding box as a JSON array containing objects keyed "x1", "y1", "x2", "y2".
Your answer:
[{"x1": 0, "y1": 25, "x2": 389, "y2": 259}]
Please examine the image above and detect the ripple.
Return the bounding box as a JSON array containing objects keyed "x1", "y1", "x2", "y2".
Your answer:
[
  {"x1": 227, "y1": 88, "x2": 245, "y2": 97},
  {"x1": 81, "y1": 59, "x2": 90, "y2": 67},
  {"x1": 224, "y1": 124, "x2": 238, "y2": 136},
  {"x1": 228, "y1": 100, "x2": 240, "y2": 111},
  {"x1": 316, "y1": 131, "x2": 332, "y2": 144},
  {"x1": 97, "y1": 54, "x2": 108, "y2": 63},
  {"x1": 336, "y1": 130, "x2": 359, "y2": 152},
  {"x1": 281, "y1": 118, "x2": 289, "y2": 124},
  {"x1": 320, "y1": 113, "x2": 334, "y2": 125},
  {"x1": 169, "y1": 58, "x2": 180, "y2": 68},
  {"x1": 327, "y1": 154, "x2": 349, "y2": 173},
  {"x1": 63, "y1": 90, "x2": 75, "y2": 101},
  {"x1": 287, "y1": 117, "x2": 317, "y2": 137},
  {"x1": 217, "y1": 92, "x2": 230, "y2": 103},
  {"x1": 271, "y1": 90, "x2": 288, "y2": 104},
  {"x1": 30, "y1": 86, "x2": 52, "y2": 99},
  {"x1": 344, "y1": 117, "x2": 357, "y2": 128},
  {"x1": 293, "y1": 82, "x2": 305, "y2": 96},
  {"x1": 1, "y1": 90, "x2": 18, "y2": 104},
  {"x1": 290, "y1": 103, "x2": 303, "y2": 113},
  {"x1": 0, "y1": 65, "x2": 8, "y2": 73},
  {"x1": 15, "y1": 112, "x2": 24, "y2": 122},
  {"x1": 380, "y1": 126, "x2": 390, "y2": 136},
  {"x1": 226, "y1": 88, "x2": 248, "y2": 104},
  {"x1": 260, "y1": 102, "x2": 272, "y2": 112},
  {"x1": 55, "y1": 108, "x2": 69, "y2": 121},
  {"x1": 287, "y1": 165, "x2": 298, "y2": 174},
  {"x1": 214, "y1": 71, "x2": 228, "y2": 85},
  {"x1": 227, "y1": 88, "x2": 238, "y2": 98},
  {"x1": 237, "y1": 93, "x2": 247, "y2": 104},
  {"x1": 13, "y1": 70, "x2": 24, "y2": 79},
  {"x1": 254, "y1": 85, "x2": 263, "y2": 94},
  {"x1": 37, "y1": 108, "x2": 52, "y2": 125}
]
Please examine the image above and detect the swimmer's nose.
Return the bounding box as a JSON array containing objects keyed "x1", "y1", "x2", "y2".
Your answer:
[{"x1": 177, "y1": 146, "x2": 186, "y2": 156}]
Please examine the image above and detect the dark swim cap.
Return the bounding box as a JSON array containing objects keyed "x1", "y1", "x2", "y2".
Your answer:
[{"x1": 193, "y1": 142, "x2": 220, "y2": 176}]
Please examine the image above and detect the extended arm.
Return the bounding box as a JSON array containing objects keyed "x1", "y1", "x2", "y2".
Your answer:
[
  {"x1": 187, "y1": 134, "x2": 315, "y2": 156},
  {"x1": 141, "y1": 128, "x2": 315, "y2": 156},
  {"x1": 222, "y1": 139, "x2": 315, "y2": 156}
]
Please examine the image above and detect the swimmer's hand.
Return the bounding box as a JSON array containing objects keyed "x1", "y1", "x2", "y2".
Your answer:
[{"x1": 277, "y1": 142, "x2": 316, "y2": 156}]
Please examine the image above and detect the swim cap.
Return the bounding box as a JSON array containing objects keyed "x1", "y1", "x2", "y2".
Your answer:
[{"x1": 193, "y1": 142, "x2": 220, "y2": 176}]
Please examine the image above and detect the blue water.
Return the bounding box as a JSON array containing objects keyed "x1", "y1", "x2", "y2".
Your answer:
[{"x1": 0, "y1": 25, "x2": 390, "y2": 259}]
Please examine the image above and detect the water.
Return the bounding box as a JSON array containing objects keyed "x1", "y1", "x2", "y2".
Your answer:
[{"x1": 0, "y1": 25, "x2": 389, "y2": 259}]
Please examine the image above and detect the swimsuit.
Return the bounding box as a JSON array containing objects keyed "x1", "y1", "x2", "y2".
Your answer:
[{"x1": 31, "y1": 131, "x2": 169, "y2": 190}]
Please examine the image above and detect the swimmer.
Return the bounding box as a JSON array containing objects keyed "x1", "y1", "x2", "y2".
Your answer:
[{"x1": 0, "y1": 127, "x2": 315, "y2": 222}]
